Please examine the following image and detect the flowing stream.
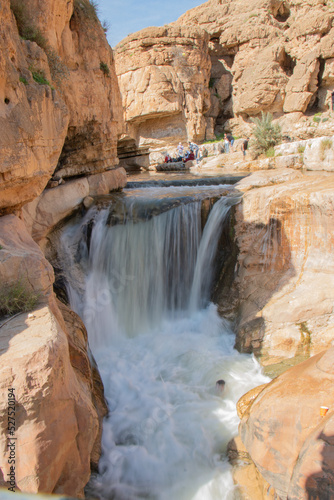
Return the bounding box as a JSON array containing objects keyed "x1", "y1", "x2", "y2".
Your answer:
[{"x1": 58, "y1": 179, "x2": 268, "y2": 500}]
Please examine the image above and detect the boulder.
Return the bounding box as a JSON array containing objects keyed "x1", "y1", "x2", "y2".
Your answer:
[
  {"x1": 227, "y1": 171, "x2": 334, "y2": 363},
  {"x1": 239, "y1": 347, "x2": 334, "y2": 499}
]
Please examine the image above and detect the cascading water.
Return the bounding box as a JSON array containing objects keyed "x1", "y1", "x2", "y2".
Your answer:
[{"x1": 58, "y1": 182, "x2": 269, "y2": 500}]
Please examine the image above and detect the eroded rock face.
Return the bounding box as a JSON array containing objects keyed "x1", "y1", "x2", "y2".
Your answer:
[
  {"x1": 114, "y1": 0, "x2": 334, "y2": 141},
  {"x1": 1, "y1": 0, "x2": 123, "y2": 214},
  {"x1": 228, "y1": 171, "x2": 334, "y2": 363},
  {"x1": 0, "y1": 215, "x2": 106, "y2": 496},
  {"x1": 22, "y1": 167, "x2": 127, "y2": 246},
  {"x1": 115, "y1": 26, "x2": 211, "y2": 151},
  {"x1": 239, "y1": 347, "x2": 334, "y2": 499},
  {"x1": 0, "y1": 0, "x2": 69, "y2": 214}
]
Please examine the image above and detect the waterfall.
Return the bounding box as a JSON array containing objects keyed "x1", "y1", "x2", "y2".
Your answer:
[{"x1": 58, "y1": 186, "x2": 268, "y2": 500}]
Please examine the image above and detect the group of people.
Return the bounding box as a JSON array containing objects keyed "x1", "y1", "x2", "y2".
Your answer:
[
  {"x1": 164, "y1": 135, "x2": 250, "y2": 165},
  {"x1": 164, "y1": 141, "x2": 204, "y2": 165}
]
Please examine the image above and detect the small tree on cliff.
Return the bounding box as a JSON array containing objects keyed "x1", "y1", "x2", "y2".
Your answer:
[{"x1": 250, "y1": 112, "x2": 282, "y2": 157}]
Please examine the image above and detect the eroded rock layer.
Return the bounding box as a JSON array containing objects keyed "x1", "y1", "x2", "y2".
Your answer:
[
  {"x1": 0, "y1": 0, "x2": 123, "y2": 214},
  {"x1": 115, "y1": 26, "x2": 211, "y2": 151},
  {"x1": 115, "y1": 0, "x2": 334, "y2": 149},
  {"x1": 220, "y1": 171, "x2": 334, "y2": 364}
]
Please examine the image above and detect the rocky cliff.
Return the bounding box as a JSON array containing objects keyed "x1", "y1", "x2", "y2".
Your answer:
[
  {"x1": 115, "y1": 0, "x2": 334, "y2": 154},
  {"x1": 115, "y1": 26, "x2": 211, "y2": 157},
  {"x1": 0, "y1": 0, "x2": 123, "y2": 496},
  {"x1": 1, "y1": 0, "x2": 124, "y2": 215}
]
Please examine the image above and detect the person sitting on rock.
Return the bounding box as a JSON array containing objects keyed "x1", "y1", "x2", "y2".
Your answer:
[
  {"x1": 164, "y1": 153, "x2": 171, "y2": 163},
  {"x1": 185, "y1": 150, "x2": 195, "y2": 162}
]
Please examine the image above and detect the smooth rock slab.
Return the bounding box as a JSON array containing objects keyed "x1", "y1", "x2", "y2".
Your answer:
[{"x1": 239, "y1": 347, "x2": 334, "y2": 499}]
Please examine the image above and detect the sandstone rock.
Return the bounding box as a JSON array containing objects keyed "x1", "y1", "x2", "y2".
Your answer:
[
  {"x1": 172, "y1": 0, "x2": 334, "y2": 138},
  {"x1": 0, "y1": 305, "x2": 99, "y2": 497},
  {"x1": 239, "y1": 347, "x2": 334, "y2": 499},
  {"x1": 228, "y1": 172, "x2": 334, "y2": 362},
  {"x1": 0, "y1": 0, "x2": 124, "y2": 215},
  {"x1": 23, "y1": 0, "x2": 123, "y2": 179},
  {"x1": 23, "y1": 168, "x2": 127, "y2": 245},
  {"x1": 22, "y1": 178, "x2": 90, "y2": 245},
  {"x1": 0, "y1": 0, "x2": 69, "y2": 214},
  {"x1": 86, "y1": 167, "x2": 127, "y2": 195},
  {"x1": 83, "y1": 196, "x2": 94, "y2": 209},
  {"x1": 275, "y1": 135, "x2": 334, "y2": 171},
  {"x1": 228, "y1": 435, "x2": 275, "y2": 500},
  {"x1": 0, "y1": 215, "x2": 54, "y2": 301},
  {"x1": 0, "y1": 214, "x2": 106, "y2": 496},
  {"x1": 283, "y1": 52, "x2": 320, "y2": 112},
  {"x1": 115, "y1": 26, "x2": 211, "y2": 149},
  {"x1": 56, "y1": 301, "x2": 108, "y2": 471},
  {"x1": 237, "y1": 383, "x2": 268, "y2": 419}
]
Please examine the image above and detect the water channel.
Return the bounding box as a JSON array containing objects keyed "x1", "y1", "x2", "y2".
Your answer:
[{"x1": 57, "y1": 172, "x2": 269, "y2": 500}]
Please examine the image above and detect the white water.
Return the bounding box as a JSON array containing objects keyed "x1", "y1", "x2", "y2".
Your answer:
[{"x1": 59, "y1": 188, "x2": 269, "y2": 500}]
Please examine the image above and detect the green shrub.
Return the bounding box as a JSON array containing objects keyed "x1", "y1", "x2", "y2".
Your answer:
[
  {"x1": 203, "y1": 133, "x2": 225, "y2": 144},
  {"x1": 100, "y1": 61, "x2": 110, "y2": 76},
  {"x1": 10, "y1": 0, "x2": 47, "y2": 48},
  {"x1": 19, "y1": 76, "x2": 28, "y2": 85},
  {"x1": 73, "y1": 0, "x2": 99, "y2": 23},
  {"x1": 250, "y1": 111, "x2": 282, "y2": 157},
  {"x1": 320, "y1": 138, "x2": 332, "y2": 160},
  {"x1": 0, "y1": 280, "x2": 40, "y2": 318},
  {"x1": 266, "y1": 147, "x2": 275, "y2": 157},
  {"x1": 45, "y1": 47, "x2": 69, "y2": 83},
  {"x1": 209, "y1": 78, "x2": 215, "y2": 88},
  {"x1": 10, "y1": 1, "x2": 68, "y2": 85},
  {"x1": 313, "y1": 116, "x2": 321, "y2": 123},
  {"x1": 29, "y1": 67, "x2": 53, "y2": 87},
  {"x1": 102, "y1": 19, "x2": 110, "y2": 34},
  {"x1": 298, "y1": 145, "x2": 305, "y2": 154}
]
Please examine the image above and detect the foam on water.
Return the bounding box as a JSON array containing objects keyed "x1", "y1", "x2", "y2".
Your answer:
[{"x1": 58, "y1": 188, "x2": 269, "y2": 500}]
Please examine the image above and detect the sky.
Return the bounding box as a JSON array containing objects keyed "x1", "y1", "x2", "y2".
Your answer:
[{"x1": 97, "y1": 0, "x2": 205, "y2": 47}]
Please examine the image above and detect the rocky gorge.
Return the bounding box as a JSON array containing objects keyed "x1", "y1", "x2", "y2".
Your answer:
[{"x1": 0, "y1": 0, "x2": 334, "y2": 499}]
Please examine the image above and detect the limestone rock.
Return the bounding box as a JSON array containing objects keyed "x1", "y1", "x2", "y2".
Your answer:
[
  {"x1": 22, "y1": 168, "x2": 127, "y2": 245},
  {"x1": 0, "y1": 215, "x2": 54, "y2": 301},
  {"x1": 239, "y1": 347, "x2": 334, "y2": 499},
  {"x1": 0, "y1": 0, "x2": 69, "y2": 214},
  {"x1": 0, "y1": 214, "x2": 106, "y2": 496},
  {"x1": 115, "y1": 26, "x2": 211, "y2": 148},
  {"x1": 228, "y1": 172, "x2": 334, "y2": 363},
  {"x1": 0, "y1": 305, "x2": 99, "y2": 497},
  {"x1": 0, "y1": 0, "x2": 124, "y2": 215}
]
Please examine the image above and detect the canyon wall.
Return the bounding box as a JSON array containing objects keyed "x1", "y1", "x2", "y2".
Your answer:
[
  {"x1": 0, "y1": 0, "x2": 123, "y2": 495},
  {"x1": 115, "y1": 26, "x2": 211, "y2": 157},
  {"x1": 1, "y1": 0, "x2": 124, "y2": 215},
  {"x1": 215, "y1": 169, "x2": 334, "y2": 368},
  {"x1": 115, "y1": 0, "x2": 334, "y2": 155}
]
